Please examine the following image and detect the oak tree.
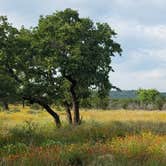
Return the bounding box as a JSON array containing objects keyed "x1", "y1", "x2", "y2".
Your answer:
[{"x1": 35, "y1": 9, "x2": 122, "y2": 124}]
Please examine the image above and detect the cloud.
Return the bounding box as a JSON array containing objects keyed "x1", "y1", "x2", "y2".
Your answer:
[
  {"x1": 110, "y1": 48, "x2": 166, "y2": 91},
  {"x1": 111, "y1": 19, "x2": 166, "y2": 41},
  {"x1": 1, "y1": 0, "x2": 166, "y2": 27},
  {"x1": 112, "y1": 48, "x2": 166, "y2": 74},
  {"x1": 109, "y1": 0, "x2": 166, "y2": 25},
  {"x1": 110, "y1": 68, "x2": 166, "y2": 92},
  {"x1": 108, "y1": 18, "x2": 166, "y2": 51},
  {"x1": 0, "y1": 0, "x2": 166, "y2": 90}
]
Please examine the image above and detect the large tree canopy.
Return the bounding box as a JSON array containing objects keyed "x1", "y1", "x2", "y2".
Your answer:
[
  {"x1": 34, "y1": 8, "x2": 122, "y2": 124},
  {"x1": 0, "y1": 9, "x2": 122, "y2": 126}
]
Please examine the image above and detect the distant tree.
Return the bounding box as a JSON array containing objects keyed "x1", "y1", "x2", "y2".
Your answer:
[
  {"x1": 137, "y1": 89, "x2": 163, "y2": 110},
  {"x1": 35, "y1": 8, "x2": 122, "y2": 124}
]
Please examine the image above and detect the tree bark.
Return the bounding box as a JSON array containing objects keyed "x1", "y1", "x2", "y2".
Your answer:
[
  {"x1": 22, "y1": 99, "x2": 25, "y2": 108},
  {"x1": 64, "y1": 101, "x2": 72, "y2": 124},
  {"x1": 64, "y1": 75, "x2": 81, "y2": 125},
  {"x1": 42, "y1": 103, "x2": 61, "y2": 128},
  {"x1": 3, "y1": 101, "x2": 9, "y2": 110},
  {"x1": 70, "y1": 82, "x2": 80, "y2": 125},
  {"x1": 23, "y1": 96, "x2": 61, "y2": 128}
]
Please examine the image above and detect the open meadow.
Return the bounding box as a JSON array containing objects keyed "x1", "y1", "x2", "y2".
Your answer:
[
  {"x1": 0, "y1": 105, "x2": 166, "y2": 166},
  {"x1": 1, "y1": 5, "x2": 166, "y2": 166}
]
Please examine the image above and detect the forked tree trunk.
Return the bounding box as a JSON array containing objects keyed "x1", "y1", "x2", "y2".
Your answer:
[
  {"x1": 64, "y1": 102, "x2": 72, "y2": 124},
  {"x1": 23, "y1": 96, "x2": 61, "y2": 128},
  {"x1": 65, "y1": 75, "x2": 81, "y2": 125}
]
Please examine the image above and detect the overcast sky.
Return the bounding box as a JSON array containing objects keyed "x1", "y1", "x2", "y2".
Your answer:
[{"x1": 1, "y1": 0, "x2": 166, "y2": 91}]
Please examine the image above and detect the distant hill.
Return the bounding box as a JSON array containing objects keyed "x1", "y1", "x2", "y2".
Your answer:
[{"x1": 110, "y1": 90, "x2": 166, "y2": 99}]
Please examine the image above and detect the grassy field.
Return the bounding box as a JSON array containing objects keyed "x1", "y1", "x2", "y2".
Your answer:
[{"x1": 0, "y1": 105, "x2": 166, "y2": 166}]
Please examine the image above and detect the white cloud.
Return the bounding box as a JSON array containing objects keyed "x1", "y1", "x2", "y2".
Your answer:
[
  {"x1": 110, "y1": 68, "x2": 166, "y2": 91},
  {"x1": 113, "y1": 0, "x2": 166, "y2": 6},
  {"x1": 110, "y1": 48, "x2": 166, "y2": 91},
  {"x1": 109, "y1": 19, "x2": 166, "y2": 43}
]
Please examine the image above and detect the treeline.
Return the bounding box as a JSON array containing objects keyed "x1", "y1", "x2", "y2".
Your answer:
[
  {"x1": 1, "y1": 89, "x2": 165, "y2": 111},
  {"x1": 110, "y1": 90, "x2": 166, "y2": 99},
  {"x1": 110, "y1": 90, "x2": 137, "y2": 99},
  {"x1": 109, "y1": 89, "x2": 166, "y2": 110}
]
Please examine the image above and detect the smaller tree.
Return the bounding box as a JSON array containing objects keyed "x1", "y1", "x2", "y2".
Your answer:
[{"x1": 137, "y1": 89, "x2": 163, "y2": 110}]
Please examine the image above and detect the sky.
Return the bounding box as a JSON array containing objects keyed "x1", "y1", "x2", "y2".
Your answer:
[{"x1": 0, "y1": 0, "x2": 166, "y2": 91}]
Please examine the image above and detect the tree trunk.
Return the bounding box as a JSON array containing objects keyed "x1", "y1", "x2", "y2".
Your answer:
[
  {"x1": 70, "y1": 82, "x2": 80, "y2": 125},
  {"x1": 23, "y1": 96, "x2": 61, "y2": 128},
  {"x1": 73, "y1": 100, "x2": 80, "y2": 125},
  {"x1": 22, "y1": 100, "x2": 25, "y2": 108},
  {"x1": 3, "y1": 101, "x2": 9, "y2": 110},
  {"x1": 65, "y1": 75, "x2": 81, "y2": 125},
  {"x1": 64, "y1": 101, "x2": 72, "y2": 124},
  {"x1": 42, "y1": 103, "x2": 61, "y2": 128}
]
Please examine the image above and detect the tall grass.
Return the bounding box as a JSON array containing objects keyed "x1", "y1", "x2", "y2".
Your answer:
[{"x1": 0, "y1": 106, "x2": 166, "y2": 165}]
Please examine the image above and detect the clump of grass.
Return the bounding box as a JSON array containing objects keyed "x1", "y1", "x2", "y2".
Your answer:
[{"x1": 1, "y1": 143, "x2": 29, "y2": 156}]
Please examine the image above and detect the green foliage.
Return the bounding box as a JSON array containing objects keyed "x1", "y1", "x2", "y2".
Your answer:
[
  {"x1": 34, "y1": 8, "x2": 122, "y2": 120},
  {"x1": 137, "y1": 89, "x2": 165, "y2": 110},
  {"x1": 41, "y1": 139, "x2": 63, "y2": 147},
  {"x1": 1, "y1": 143, "x2": 28, "y2": 155},
  {"x1": 110, "y1": 90, "x2": 166, "y2": 99},
  {"x1": 137, "y1": 89, "x2": 160, "y2": 104},
  {"x1": 80, "y1": 90, "x2": 110, "y2": 109},
  {"x1": 109, "y1": 97, "x2": 166, "y2": 110},
  {"x1": 154, "y1": 95, "x2": 165, "y2": 110},
  {"x1": 0, "y1": 9, "x2": 122, "y2": 123},
  {"x1": 109, "y1": 89, "x2": 166, "y2": 110},
  {"x1": 0, "y1": 18, "x2": 18, "y2": 108},
  {"x1": 109, "y1": 98, "x2": 139, "y2": 110}
]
